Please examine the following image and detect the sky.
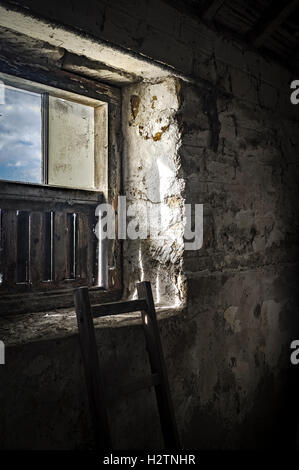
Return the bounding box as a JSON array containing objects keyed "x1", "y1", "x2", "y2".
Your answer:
[{"x1": 0, "y1": 84, "x2": 42, "y2": 184}]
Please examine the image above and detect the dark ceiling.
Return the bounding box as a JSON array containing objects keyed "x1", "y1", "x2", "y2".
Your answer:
[{"x1": 166, "y1": 0, "x2": 299, "y2": 73}]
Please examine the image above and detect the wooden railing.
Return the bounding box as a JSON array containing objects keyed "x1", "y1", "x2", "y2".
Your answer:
[{"x1": 0, "y1": 181, "x2": 102, "y2": 294}]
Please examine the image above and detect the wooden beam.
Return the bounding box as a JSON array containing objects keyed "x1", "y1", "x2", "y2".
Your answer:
[
  {"x1": 0, "y1": 181, "x2": 103, "y2": 208},
  {"x1": 200, "y1": 0, "x2": 227, "y2": 21},
  {"x1": 247, "y1": 0, "x2": 299, "y2": 48}
]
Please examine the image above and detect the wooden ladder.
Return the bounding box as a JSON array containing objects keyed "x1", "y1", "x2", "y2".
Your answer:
[{"x1": 74, "y1": 281, "x2": 180, "y2": 450}]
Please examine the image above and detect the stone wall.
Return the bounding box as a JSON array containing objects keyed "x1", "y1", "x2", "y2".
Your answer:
[
  {"x1": 1, "y1": 0, "x2": 299, "y2": 450},
  {"x1": 177, "y1": 80, "x2": 299, "y2": 447},
  {"x1": 122, "y1": 78, "x2": 185, "y2": 306}
]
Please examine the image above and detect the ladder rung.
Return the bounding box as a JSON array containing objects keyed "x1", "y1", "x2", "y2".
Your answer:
[
  {"x1": 106, "y1": 373, "x2": 160, "y2": 402},
  {"x1": 92, "y1": 299, "x2": 147, "y2": 318}
]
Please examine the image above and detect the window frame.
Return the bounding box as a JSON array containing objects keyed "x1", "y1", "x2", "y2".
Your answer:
[
  {"x1": 0, "y1": 69, "x2": 122, "y2": 316},
  {"x1": 0, "y1": 76, "x2": 106, "y2": 190}
]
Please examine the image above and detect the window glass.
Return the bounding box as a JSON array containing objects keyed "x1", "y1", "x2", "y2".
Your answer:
[
  {"x1": 0, "y1": 85, "x2": 42, "y2": 183},
  {"x1": 0, "y1": 81, "x2": 99, "y2": 190},
  {"x1": 48, "y1": 96, "x2": 95, "y2": 189}
]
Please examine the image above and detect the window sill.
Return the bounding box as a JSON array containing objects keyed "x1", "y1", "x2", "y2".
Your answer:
[{"x1": 0, "y1": 305, "x2": 185, "y2": 348}]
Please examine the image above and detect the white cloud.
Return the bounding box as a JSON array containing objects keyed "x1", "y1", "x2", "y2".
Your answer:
[
  {"x1": 0, "y1": 85, "x2": 42, "y2": 183},
  {"x1": 7, "y1": 160, "x2": 28, "y2": 167}
]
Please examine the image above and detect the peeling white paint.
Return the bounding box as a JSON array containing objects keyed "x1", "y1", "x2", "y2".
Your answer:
[{"x1": 122, "y1": 78, "x2": 185, "y2": 307}]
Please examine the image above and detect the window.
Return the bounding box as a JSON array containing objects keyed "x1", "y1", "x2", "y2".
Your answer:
[
  {"x1": 0, "y1": 78, "x2": 105, "y2": 190},
  {"x1": 0, "y1": 73, "x2": 117, "y2": 315},
  {"x1": 0, "y1": 85, "x2": 42, "y2": 183}
]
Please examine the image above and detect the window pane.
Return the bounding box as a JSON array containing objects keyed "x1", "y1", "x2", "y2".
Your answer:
[
  {"x1": 0, "y1": 85, "x2": 42, "y2": 184},
  {"x1": 48, "y1": 96, "x2": 95, "y2": 190}
]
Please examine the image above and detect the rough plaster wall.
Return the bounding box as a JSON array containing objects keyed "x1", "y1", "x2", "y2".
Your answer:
[
  {"x1": 1, "y1": 0, "x2": 299, "y2": 450},
  {"x1": 6, "y1": 0, "x2": 298, "y2": 117},
  {"x1": 0, "y1": 325, "x2": 163, "y2": 449},
  {"x1": 175, "y1": 79, "x2": 299, "y2": 448},
  {"x1": 120, "y1": 68, "x2": 299, "y2": 447},
  {"x1": 122, "y1": 78, "x2": 185, "y2": 307}
]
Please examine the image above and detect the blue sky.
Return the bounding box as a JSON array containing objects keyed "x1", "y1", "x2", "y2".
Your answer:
[{"x1": 0, "y1": 85, "x2": 42, "y2": 183}]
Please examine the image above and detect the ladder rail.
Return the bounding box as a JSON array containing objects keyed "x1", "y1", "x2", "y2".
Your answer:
[
  {"x1": 137, "y1": 281, "x2": 180, "y2": 450},
  {"x1": 74, "y1": 286, "x2": 112, "y2": 450}
]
